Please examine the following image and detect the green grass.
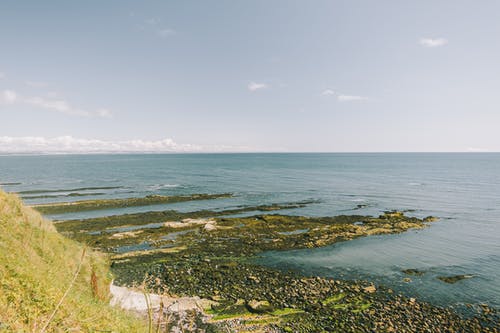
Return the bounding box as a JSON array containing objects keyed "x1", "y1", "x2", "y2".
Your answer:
[{"x1": 0, "y1": 190, "x2": 147, "y2": 332}]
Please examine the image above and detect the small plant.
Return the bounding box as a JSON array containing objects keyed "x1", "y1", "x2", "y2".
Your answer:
[{"x1": 91, "y1": 268, "x2": 99, "y2": 299}]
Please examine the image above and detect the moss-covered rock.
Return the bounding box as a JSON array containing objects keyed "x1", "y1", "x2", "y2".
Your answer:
[
  {"x1": 33, "y1": 193, "x2": 233, "y2": 214},
  {"x1": 247, "y1": 300, "x2": 274, "y2": 313},
  {"x1": 437, "y1": 274, "x2": 474, "y2": 284},
  {"x1": 402, "y1": 268, "x2": 426, "y2": 276}
]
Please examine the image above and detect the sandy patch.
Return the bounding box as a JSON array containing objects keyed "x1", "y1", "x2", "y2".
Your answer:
[
  {"x1": 109, "y1": 230, "x2": 144, "y2": 239},
  {"x1": 164, "y1": 218, "x2": 217, "y2": 229}
]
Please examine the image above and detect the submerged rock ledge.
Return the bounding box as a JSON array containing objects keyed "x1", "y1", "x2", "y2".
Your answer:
[{"x1": 32, "y1": 193, "x2": 233, "y2": 214}]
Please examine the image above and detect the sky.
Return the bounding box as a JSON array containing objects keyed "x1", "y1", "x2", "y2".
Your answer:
[{"x1": 1, "y1": 0, "x2": 500, "y2": 153}]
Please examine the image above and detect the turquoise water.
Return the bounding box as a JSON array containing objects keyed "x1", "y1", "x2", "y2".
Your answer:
[{"x1": 1, "y1": 153, "x2": 499, "y2": 310}]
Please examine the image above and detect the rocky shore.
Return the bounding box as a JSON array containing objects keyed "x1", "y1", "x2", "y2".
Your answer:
[
  {"x1": 51, "y1": 201, "x2": 499, "y2": 332},
  {"x1": 114, "y1": 258, "x2": 498, "y2": 332}
]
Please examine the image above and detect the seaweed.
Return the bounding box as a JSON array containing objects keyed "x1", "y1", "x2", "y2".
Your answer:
[{"x1": 33, "y1": 193, "x2": 233, "y2": 214}]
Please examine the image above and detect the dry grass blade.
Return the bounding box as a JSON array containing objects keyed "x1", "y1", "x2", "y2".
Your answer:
[{"x1": 39, "y1": 247, "x2": 87, "y2": 333}]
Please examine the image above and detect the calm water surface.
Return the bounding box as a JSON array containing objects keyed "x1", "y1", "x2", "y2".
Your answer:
[{"x1": 0, "y1": 153, "x2": 499, "y2": 310}]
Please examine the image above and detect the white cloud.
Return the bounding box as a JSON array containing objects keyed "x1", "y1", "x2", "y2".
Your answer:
[
  {"x1": 139, "y1": 18, "x2": 175, "y2": 38},
  {"x1": 158, "y1": 28, "x2": 175, "y2": 38},
  {"x1": 419, "y1": 37, "x2": 448, "y2": 48},
  {"x1": 337, "y1": 94, "x2": 367, "y2": 102},
  {"x1": 45, "y1": 91, "x2": 60, "y2": 98},
  {"x1": 1, "y1": 90, "x2": 18, "y2": 104},
  {"x1": 25, "y1": 80, "x2": 49, "y2": 88},
  {"x1": 321, "y1": 89, "x2": 336, "y2": 96},
  {"x1": 0, "y1": 89, "x2": 112, "y2": 118},
  {"x1": 248, "y1": 82, "x2": 269, "y2": 92},
  {"x1": 0, "y1": 136, "x2": 192, "y2": 153},
  {"x1": 146, "y1": 18, "x2": 159, "y2": 25},
  {"x1": 466, "y1": 147, "x2": 490, "y2": 152},
  {"x1": 321, "y1": 89, "x2": 367, "y2": 102},
  {"x1": 26, "y1": 96, "x2": 91, "y2": 116},
  {"x1": 96, "y1": 108, "x2": 113, "y2": 118},
  {"x1": 0, "y1": 136, "x2": 254, "y2": 153}
]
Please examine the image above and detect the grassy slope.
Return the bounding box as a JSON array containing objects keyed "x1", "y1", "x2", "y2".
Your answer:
[{"x1": 0, "y1": 190, "x2": 147, "y2": 332}]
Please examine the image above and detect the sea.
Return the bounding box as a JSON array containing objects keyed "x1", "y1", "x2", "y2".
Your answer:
[{"x1": 0, "y1": 153, "x2": 499, "y2": 312}]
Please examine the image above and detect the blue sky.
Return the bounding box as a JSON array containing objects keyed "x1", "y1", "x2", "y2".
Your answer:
[{"x1": 1, "y1": 1, "x2": 499, "y2": 152}]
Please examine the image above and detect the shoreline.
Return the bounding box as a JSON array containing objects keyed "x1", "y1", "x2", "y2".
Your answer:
[
  {"x1": 2, "y1": 183, "x2": 498, "y2": 331},
  {"x1": 110, "y1": 255, "x2": 499, "y2": 332},
  {"x1": 48, "y1": 199, "x2": 499, "y2": 332}
]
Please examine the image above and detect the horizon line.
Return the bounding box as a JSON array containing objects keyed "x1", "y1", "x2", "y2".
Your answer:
[{"x1": 0, "y1": 151, "x2": 499, "y2": 156}]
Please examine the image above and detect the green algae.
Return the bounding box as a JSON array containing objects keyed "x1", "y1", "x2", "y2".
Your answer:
[
  {"x1": 270, "y1": 308, "x2": 305, "y2": 316},
  {"x1": 58, "y1": 210, "x2": 435, "y2": 264},
  {"x1": 54, "y1": 201, "x2": 313, "y2": 234},
  {"x1": 354, "y1": 302, "x2": 372, "y2": 312},
  {"x1": 209, "y1": 299, "x2": 252, "y2": 320},
  {"x1": 33, "y1": 193, "x2": 233, "y2": 214},
  {"x1": 322, "y1": 293, "x2": 346, "y2": 305},
  {"x1": 208, "y1": 300, "x2": 304, "y2": 323}
]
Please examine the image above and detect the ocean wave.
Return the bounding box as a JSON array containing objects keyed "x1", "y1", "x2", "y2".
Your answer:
[
  {"x1": 147, "y1": 184, "x2": 181, "y2": 190},
  {"x1": 17, "y1": 186, "x2": 124, "y2": 194},
  {"x1": 0, "y1": 182, "x2": 21, "y2": 185},
  {"x1": 22, "y1": 192, "x2": 106, "y2": 200}
]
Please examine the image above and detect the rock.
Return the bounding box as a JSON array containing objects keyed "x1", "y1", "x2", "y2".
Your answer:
[
  {"x1": 480, "y1": 303, "x2": 492, "y2": 314},
  {"x1": 437, "y1": 275, "x2": 474, "y2": 284},
  {"x1": 220, "y1": 261, "x2": 238, "y2": 268},
  {"x1": 423, "y1": 216, "x2": 439, "y2": 222},
  {"x1": 381, "y1": 211, "x2": 404, "y2": 219},
  {"x1": 402, "y1": 269, "x2": 425, "y2": 276},
  {"x1": 403, "y1": 278, "x2": 412, "y2": 283},
  {"x1": 247, "y1": 275, "x2": 260, "y2": 283},
  {"x1": 246, "y1": 300, "x2": 274, "y2": 313},
  {"x1": 363, "y1": 285, "x2": 376, "y2": 293},
  {"x1": 204, "y1": 223, "x2": 217, "y2": 231}
]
